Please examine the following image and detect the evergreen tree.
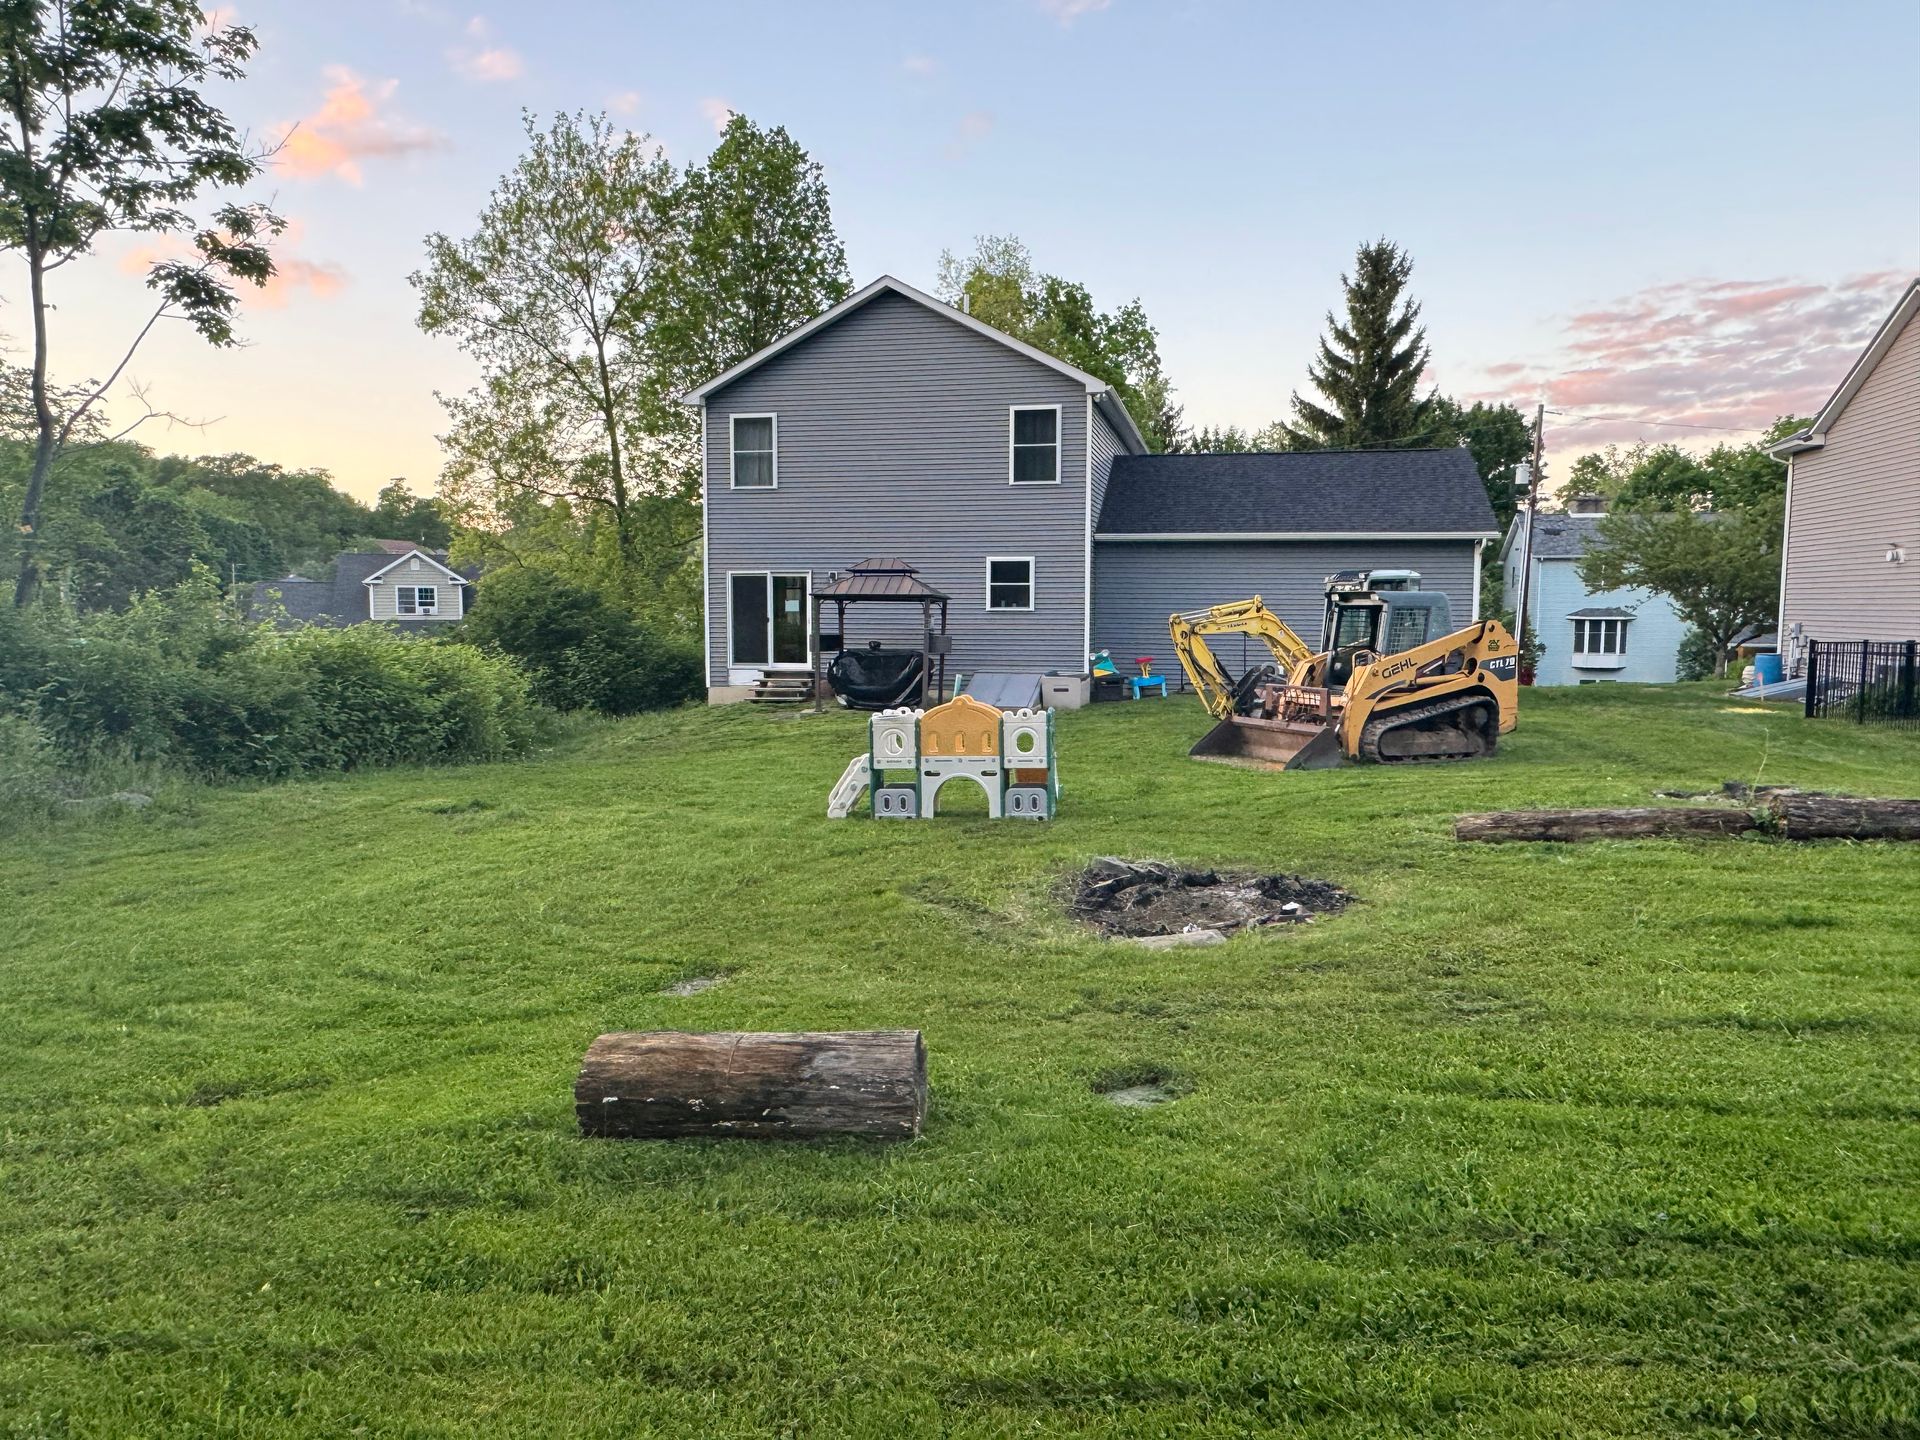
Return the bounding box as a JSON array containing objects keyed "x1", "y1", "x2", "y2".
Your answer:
[{"x1": 1281, "y1": 239, "x2": 1434, "y2": 450}]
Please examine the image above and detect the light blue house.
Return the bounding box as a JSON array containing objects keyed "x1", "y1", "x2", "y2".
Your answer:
[{"x1": 1501, "y1": 502, "x2": 1689, "y2": 685}]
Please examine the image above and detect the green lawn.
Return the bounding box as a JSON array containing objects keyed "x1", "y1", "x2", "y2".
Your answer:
[{"x1": 3, "y1": 686, "x2": 1918, "y2": 1438}]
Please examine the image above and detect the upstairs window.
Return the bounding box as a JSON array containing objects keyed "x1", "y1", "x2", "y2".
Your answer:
[
  {"x1": 731, "y1": 414, "x2": 777, "y2": 488},
  {"x1": 986, "y1": 557, "x2": 1035, "y2": 611},
  {"x1": 1010, "y1": 406, "x2": 1060, "y2": 484},
  {"x1": 397, "y1": 585, "x2": 438, "y2": 616},
  {"x1": 1572, "y1": 618, "x2": 1626, "y2": 655}
]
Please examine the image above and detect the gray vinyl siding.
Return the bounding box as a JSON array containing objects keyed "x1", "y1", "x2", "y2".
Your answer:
[
  {"x1": 1781, "y1": 305, "x2": 1920, "y2": 645},
  {"x1": 1092, "y1": 539, "x2": 1481, "y2": 682},
  {"x1": 1088, "y1": 406, "x2": 1127, "y2": 536},
  {"x1": 703, "y1": 291, "x2": 1090, "y2": 686}
]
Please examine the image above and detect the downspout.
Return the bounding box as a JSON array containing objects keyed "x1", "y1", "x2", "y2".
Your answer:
[
  {"x1": 1773, "y1": 450, "x2": 1795, "y2": 674},
  {"x1": 1083, "y1": 392, "x2": 1095, "y2": 673},
  {"x1": 700, "y1": 401, "x2": 712, "y2": 697},
  {"x1": 1471, "y1": 538, "x2": 1484, "y2": 622}
]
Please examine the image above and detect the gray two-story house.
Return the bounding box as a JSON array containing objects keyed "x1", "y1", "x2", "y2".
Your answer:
[{"x1": 686, "y1": 275, "x2": 1499, "y2": 701}]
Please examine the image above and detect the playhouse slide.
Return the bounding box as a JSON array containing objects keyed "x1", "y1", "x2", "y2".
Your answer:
[{"x1": 827, "y1": 755, "x2": 870, "y2": 819}]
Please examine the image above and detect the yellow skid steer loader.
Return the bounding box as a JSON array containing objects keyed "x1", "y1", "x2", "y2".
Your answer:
[{"x1": 1168, "y1": 570, "x2": 1519, "y2": 770}]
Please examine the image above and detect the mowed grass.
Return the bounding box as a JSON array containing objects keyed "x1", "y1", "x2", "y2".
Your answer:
[{"x1": 3, "y1": 686, "x2": 1918, "y2": 1438}]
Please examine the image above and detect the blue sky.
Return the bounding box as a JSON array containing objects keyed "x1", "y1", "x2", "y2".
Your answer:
[{"x1": 25, "y1": 0, "x2": 1920, "y2": 499}]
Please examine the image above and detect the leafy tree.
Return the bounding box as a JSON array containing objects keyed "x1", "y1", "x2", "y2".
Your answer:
[
  {"x1": 1611, "y1": 417, "x2": 1806, "y2": 513},
  {"x1": 651, "y1": 113, "x2": 852, "y2": 390},
  {"x1": 0, "y1": 439, "x2": 379, "y2": 607},
  {"x1": 1280, "y1": 238, "x2": 1434, "y2": 450},
  {"x1": 1, "y1": 1, "x2": 282, "y2": 605},
  {"x1": 1555, "y1": 443, "x2": 1647, "y2": 508},
  {"x1": 1428, "y1": 396, "x2": 1534, "y2": 528},
  {"x1": 370, "y1": 480, "x2": 451, "y2": 549},
  {"x1": 935, "y1": 234, "x2": 1182, "y2": 451},
  {"x1": 414, "y1": 112, "x2": 683, "y2": 599}
]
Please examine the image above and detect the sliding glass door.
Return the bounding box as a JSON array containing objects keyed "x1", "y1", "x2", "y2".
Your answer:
[{"x1": 729, "y1": 572, "x2": 810, "y2": 668}]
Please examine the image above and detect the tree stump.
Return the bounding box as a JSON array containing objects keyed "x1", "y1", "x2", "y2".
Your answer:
[
  {"x1": 575, "y1": 1030, "x2": 927, "y2": 1141},
  {"x1": 1768, "y1": 794, "x2": 1920, "y2": 841},
  {"x1": 1454, "y1": 806, "x2": 1761, "y2": 843}
]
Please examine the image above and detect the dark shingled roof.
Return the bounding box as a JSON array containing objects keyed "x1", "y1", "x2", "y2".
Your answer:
[
  {"x1": 1567, "y1": 606, "x2": 1636, "y2": 619},
  {"x1": 1520, "y1": 513, "x2": 1610, "y2": 559},
  {"x1": 1095, "y1": 448, "x2": 1498, "y2": 537}
]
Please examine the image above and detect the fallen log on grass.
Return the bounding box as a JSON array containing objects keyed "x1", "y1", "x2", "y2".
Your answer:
[
  {"x1": 1767, "y1": 794, "x2": 1920, "y2": 841},
  {"x1": 1454, "y1": 806, "x2": 1761, "y2": 843},
  {"x1": 1457, "y1": 795, "x2": 1920, "y2": 844},
  {"x1": 575, "y1": 1030, "x2": 926, "y2": 1141}
]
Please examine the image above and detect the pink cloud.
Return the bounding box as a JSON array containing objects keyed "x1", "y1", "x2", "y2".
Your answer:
[
  {"x1": 1459, "y1": 270, "x2": 1910, "y2": 454},
  {"x1": 273, "y1": 68, "x2": 444, "y2": 185},
  {"x1": 449, "y1": 18, "x2": 522, "y2": 82},
  {"x1": 117, "y1": 221, "x2": 349, "y2": 310},
  {"x1": 699, "y1": 97, "x2": 735, "y2": 134}
]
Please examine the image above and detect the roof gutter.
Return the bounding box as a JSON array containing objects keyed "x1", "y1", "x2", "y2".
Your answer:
[{"x1": 1095, "y1": 530, "x2": 1500, "y2": 543}]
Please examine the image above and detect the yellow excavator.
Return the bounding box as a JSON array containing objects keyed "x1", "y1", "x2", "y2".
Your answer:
[{"x1": 1168, "y1": 569, "x2": 1519, "y2": 769}]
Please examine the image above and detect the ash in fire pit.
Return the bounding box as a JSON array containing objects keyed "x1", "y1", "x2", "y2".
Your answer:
[{"x1": 1072, "y1": 858, "x2": 1352, "y2": 940}]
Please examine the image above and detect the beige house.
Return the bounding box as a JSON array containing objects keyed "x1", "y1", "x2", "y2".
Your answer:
[
  {"x1": 249, "y1": 546, "x2": 471, "y2": 628},
  {"x1": 1769, "y1": 278, "x2": 1920, "y2": 672}
]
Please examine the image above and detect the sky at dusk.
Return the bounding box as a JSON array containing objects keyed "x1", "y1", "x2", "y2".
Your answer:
[{"x1": 12, "y1": 0, "x2": 1919, "y2": 501}]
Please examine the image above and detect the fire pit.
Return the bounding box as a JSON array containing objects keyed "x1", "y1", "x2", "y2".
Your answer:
[{"x1": 1070, "y1": 858, "x2": 1352, "y2": 940}]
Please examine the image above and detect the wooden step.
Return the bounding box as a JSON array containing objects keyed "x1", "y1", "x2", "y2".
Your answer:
[{"x1": 749, "y1": 675, "x2": 815, "y2": 704}]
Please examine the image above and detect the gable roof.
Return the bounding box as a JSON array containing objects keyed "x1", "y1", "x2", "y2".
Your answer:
[
  {"x1": 1768, "y1": 276, "x2": 1920, "y2": 457},
  {"x1": 1094, "y1": 448, "x2": 1498, "y2": 540},
  {"x1": 680, "y1": 273, "x2": 1149, "y2": 455},
  {"x1": 360, "y1": 548, "x2": 468, "y2": 585}
]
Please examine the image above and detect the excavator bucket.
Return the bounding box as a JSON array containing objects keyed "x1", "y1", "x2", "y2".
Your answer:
[{"x1": 1188, "y1": 715, "x2": 1346, "y2": 771}]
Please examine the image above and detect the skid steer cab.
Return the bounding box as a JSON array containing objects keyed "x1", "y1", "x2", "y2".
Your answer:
[{"x1": 1168, "y1": 570, "x2": 1520, "y2": 771}]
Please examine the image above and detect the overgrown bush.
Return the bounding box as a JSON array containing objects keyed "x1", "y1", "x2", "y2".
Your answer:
[
  {"x1": 463, "y1": 569, "x2": 701, "y2": 714},
  {"x1": 0, "y1": 570, "x2": 536, "y2": 780}
]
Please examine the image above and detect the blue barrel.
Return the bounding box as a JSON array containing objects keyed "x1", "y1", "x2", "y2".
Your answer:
[{"x1": 1755, "y1": 653, "x2": 1784, "y2": 685}]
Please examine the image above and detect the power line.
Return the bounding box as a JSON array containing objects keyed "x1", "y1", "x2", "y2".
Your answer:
[{"x1": 1543, "y1": 409, "x2": 1768, "y2": 434}]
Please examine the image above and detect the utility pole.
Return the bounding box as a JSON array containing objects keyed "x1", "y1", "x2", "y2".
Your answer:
[{"x1": 1512, "y1": 402, "x2": 1545, "y2": 676}]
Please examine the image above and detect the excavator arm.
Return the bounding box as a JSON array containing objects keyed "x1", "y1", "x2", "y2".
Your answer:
[{"x1": 1168, "y1": 598, "x2": 1319, "y2": 720}]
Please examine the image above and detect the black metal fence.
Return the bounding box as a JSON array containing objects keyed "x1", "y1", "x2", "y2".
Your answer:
[{"x1": 1805, "y1": 640, "x2": 1920, "y2": 728}]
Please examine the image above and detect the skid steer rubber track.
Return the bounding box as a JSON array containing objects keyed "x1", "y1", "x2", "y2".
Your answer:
[{"x1": 1359, "y1": 695, "x2": 1498, "y2": 764}]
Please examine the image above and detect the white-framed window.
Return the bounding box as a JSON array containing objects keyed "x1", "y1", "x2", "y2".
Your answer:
[
  {"x1": 1009, "y1": 405, "x2": 1061, "y2": 485},
  {"x1": 731, "y1": 414, "x2": 777, "y2": 489},
  {"x1": 1571, "y1": 618, "x2": 1627, "y2": 655},
  {"x1": 727, "y1": 571, "x2": 811, "y2": 666},
  {"x1": 985, "y1": 556, "x2": 1034, "y2": 611},
  {"x1": 397, "y1": 585, "x2": 438, "y2": 616}
]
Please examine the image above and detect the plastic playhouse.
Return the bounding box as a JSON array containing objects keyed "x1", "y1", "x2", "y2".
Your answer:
[{"x1": 827, "y1": 693, "x2": 1059, "y2": 821}]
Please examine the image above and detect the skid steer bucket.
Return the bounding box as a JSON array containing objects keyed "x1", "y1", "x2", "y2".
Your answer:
[{"x1": 1188, "y1": 715, "x2": 1345, "y2": 771}]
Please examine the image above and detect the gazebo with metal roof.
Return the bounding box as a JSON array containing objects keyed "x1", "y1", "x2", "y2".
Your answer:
[{"x1": 810, "y1": 558, "x2": 950, "y2": 711}]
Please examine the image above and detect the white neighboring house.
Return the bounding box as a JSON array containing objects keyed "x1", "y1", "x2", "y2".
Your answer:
[
  {"x1": 1768, "y1": 277, "x2": 1920, "y2": 673},
  {"x1": 249, "y1": 546, "x2": 471, "y2": 628}
]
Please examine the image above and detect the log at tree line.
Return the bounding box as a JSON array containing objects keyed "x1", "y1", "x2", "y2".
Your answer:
[
  {"x1": 1454, "y1": 806, "x2": 1760, "y2": 843},
  {"x1": 575, "y1": 1030, "x2": 926, "y2": 1140},
  {"x1": 1455, "y1": 795, "x2": 1920, "y2": 844}
]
